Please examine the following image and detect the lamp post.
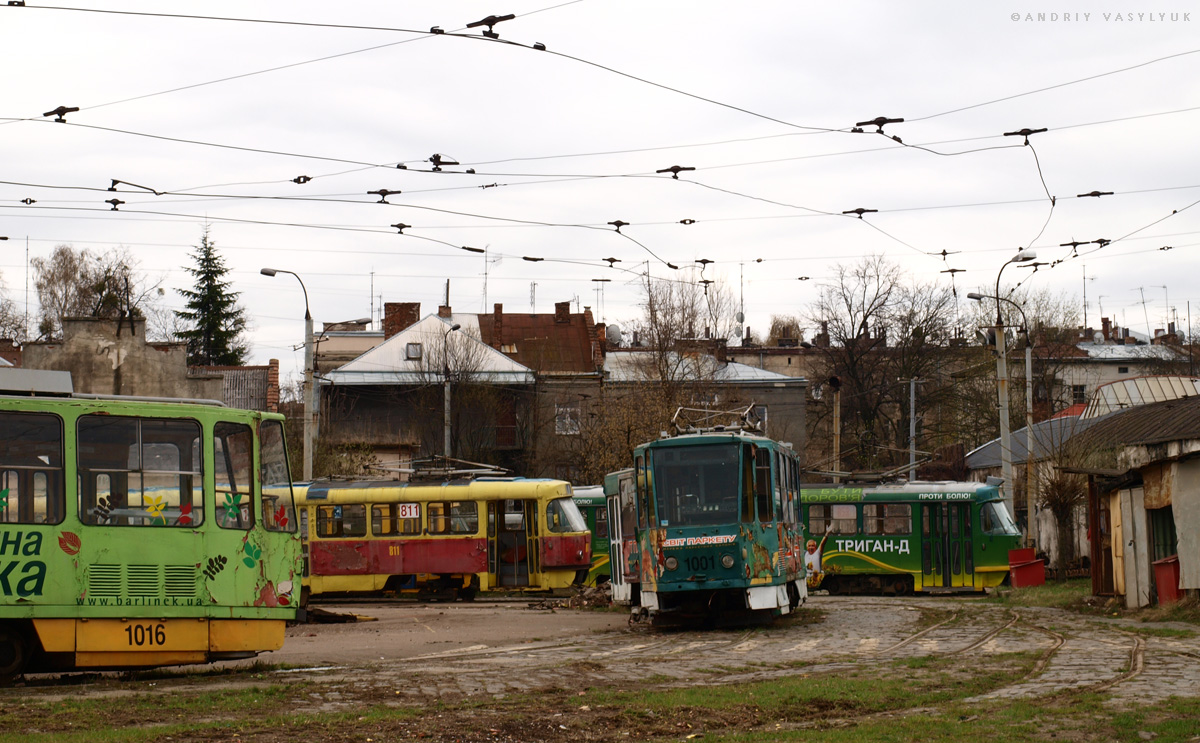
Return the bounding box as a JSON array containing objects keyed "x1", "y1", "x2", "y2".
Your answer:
[
  {"x1": 968, "y1": 246, "x2": 1037, "y2": 537},
  {"x1": 443, "y1": 322, "x2": 461, "y2": 458},
  {"x1": 968, "y1": 290, "x2": 1037, "y2": 548},
  {"x1": 261, "y1": 268, "x2": 314, "y2": 481}
]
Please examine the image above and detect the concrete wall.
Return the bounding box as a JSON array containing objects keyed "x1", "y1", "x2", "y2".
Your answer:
[{"x1": 24, "y1": 317, "x2": 223, "y2": 401}]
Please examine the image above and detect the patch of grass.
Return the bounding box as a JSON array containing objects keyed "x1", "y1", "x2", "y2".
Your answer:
[
  {"x1": 710, "y1": 693, "x2": 1200, "y2": 742},
  {"x1": 585, "y1": 651, "x2": 1034, "y2": 718},
  {"x1": 0, "y1": 684, "x2": 304, "y2": 737},
  {"x1": 1108, "y1": 624, "x2": 1196, "y2": 639},
  {"x1": 988, "y1": 577, "x2": 1093, "y2": 609}
]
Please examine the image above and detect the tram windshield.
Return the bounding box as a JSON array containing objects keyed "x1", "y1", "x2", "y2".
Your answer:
[
  {"x1": 546, "y1": 496, "x2": 588, "y2": 533},
  {"x1": 652, "y1": 443, "x2": 740, "y2": 526},
  {"x1": 980, "y1": 500, "x2": 1021, "y2": 535}
]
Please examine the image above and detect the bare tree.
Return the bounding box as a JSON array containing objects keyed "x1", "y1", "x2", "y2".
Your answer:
[
  {"x1": 806, "y1": 255, "x2": 964, "y2": 470},
  {"x1": 33, "y1": 245, "x2": 164, "y2": 340}
]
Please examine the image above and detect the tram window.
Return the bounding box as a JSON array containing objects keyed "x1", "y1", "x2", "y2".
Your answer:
[
  {"x1": 864, "y1": 504, "x2": 912, "y2": 535},
  {"x1": 547, "y1": 497, "x2": 587, "y2": 533},
  {"x1": 428, "y1": 501, "x2": 479, "y2": 534},
  {"x1": 0, "y1": 412, "x2": 64, "y2": 525},
  {"x1": 373, "y1": 503, "x2": 420, "y2": 535},
  {"x1": 772, "y1": 451, "x2": 784, "y2": 521},
  {"x1": 755, "y1": 447, "x2": 772, "y2": 522},
  {"x1": 78, "y1": 416, "x2": 202, "y2": 527},
  {"x1": 594, "y1": 507, "x2": 609, "y2": 539},
  {"x1": 652, "y1": 444, "x2": 739, "y2": 526},
  {"x1": 635, "y1": 455, "x2": 649, "y2": 529},
  {"x1": 259, "y1": 420, "x2": 297, "y2": 532},
  {"x1": 980, "y1": 501, "x2": 1020, "y2": 535},
  {"x1": 807, "y1": 504, "x2": 857, "y2": 535},
  {"x1": 214, "y1": 422, "x2": 254, "y2": 530},
  {"x1": 315, "y1": 504, "x2": 366, "y2": 537}
]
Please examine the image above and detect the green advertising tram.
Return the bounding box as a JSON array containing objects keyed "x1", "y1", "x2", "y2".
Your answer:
[
  {"x1": 605, "y1": 408, "x2": 807, "y2": 621},
  {"x1": 0, "y1": 386, "x2": 301, "y2": 680},
  {"x1": 571, "y1": 486, "x2": 610, "y2": 587},
  {"x1": 799, "y1": 481, "x2": 1022, "y2": 594}
]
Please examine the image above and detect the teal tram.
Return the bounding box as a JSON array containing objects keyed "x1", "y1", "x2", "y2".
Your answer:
[
  {"x1": 799, "y1": 481, "x2": 1023, "y2": 594},
  {"x1": 605, "y1": 408, "x2": 807, "y2": 622}
]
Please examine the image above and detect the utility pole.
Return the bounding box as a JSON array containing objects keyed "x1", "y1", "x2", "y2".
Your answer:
[{"x1": 906, "y1": 378, "x2": 923, "y2": 481}]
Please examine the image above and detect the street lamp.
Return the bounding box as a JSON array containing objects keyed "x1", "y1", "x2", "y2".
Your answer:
[
  {"x1": 443, "y1": 322, "x2": 461, "y2": 458},
  {"x1": 969, "y1": 247, "x2": 1037, "y2": 535},
  {"x1": 261, "y1": 267, "x2": 315, "y2": 482},
  {"x1": 968, "y1": 289, "x2": 1038, "y2": 549}
]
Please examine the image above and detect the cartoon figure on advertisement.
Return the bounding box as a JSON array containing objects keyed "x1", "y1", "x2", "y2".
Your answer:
[{"x1": 804, "y1": 528, "x2": 832, "y2": 589}]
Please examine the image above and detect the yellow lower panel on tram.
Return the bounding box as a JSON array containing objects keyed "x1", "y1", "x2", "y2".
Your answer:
[
  {"x1": 75, "y1": 651, "x2": 208, "y2": 667},
  {"x1": 210, "y1": 619, "x2": 285, "y2": 653},
  {"x1": 31, "y1": 619, "x2": 77, "y2": 652},
  {"x1": 76, "y1": 617, "x2": 209, "y2": 653}
]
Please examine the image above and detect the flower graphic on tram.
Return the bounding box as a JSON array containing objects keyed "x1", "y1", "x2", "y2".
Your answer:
[
  {"x1": 177, "y1": 501, "x2": 194, "y2": 526},
  {"x1": 243, "y1": 541, "x2": 263, "y2": 569},
  {"x1": 223, "y1": 492, "x2": 244, "y2": 522},
  {"x1": 147, "y1": 495, "x2": 167, "y2": 522},
  {"x1": 273, "y1": 504, "x2": 289, "y2": 529},
  {"x1": 58, "y1": 531, "x2": 82, "y2": 556},
  {"x1": 0, "y1": 488, "x2": 8, "y2": 510}
]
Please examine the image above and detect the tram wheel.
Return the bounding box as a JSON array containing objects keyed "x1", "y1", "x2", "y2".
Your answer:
[
  {"x1": 892, "y1": 575, "x2": 913, "y2": 596},
  {"x1": 0, "y1": 626, "x2": 29, "y2": 680},
  {"x1": 457, "y1": 587, "x2": 477, "y2": 602}
]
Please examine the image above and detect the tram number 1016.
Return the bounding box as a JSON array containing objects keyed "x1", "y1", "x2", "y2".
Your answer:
[{"x1": 124, "y1": 623, "x2": 167, "y2": 647}]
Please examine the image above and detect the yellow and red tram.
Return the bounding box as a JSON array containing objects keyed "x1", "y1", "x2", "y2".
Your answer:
[{"x1": 294, "y1": 478, "x2": 592, "y2": 600}]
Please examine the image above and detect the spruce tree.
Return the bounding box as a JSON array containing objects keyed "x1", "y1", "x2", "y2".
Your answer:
[{"x1": 175, "y1": 227, "x2": 249, "y2": 366}]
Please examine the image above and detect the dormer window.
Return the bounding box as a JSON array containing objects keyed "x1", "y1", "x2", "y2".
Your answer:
[{"x1": 406, "y1": 343, "x2": 422, "y2": 360}]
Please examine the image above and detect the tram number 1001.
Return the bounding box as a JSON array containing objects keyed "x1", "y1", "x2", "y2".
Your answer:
[
  {"x1": 124, "y1": 623, "x2": 167, "y2": 647},
  {"x1": 682, "y1": 555, "x2": 715, "y2": 572}
]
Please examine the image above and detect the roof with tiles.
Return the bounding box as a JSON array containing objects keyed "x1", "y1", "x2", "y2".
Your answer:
[
  {"x1": 1069, "y1": 393, "x2": 1200, "y2": 452},
  {"x1": 477, "y1": 302, "x2": 601, "y2": 375}
]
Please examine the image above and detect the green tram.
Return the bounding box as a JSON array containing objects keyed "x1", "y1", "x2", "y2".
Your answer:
[
  {"x1": 571, "y1": 486, "x2": 610, "y2": 587},
  {"x1": 605, "y1": 411, "x2": 807, "y2": 621},
  {"x1": 0, "y1": 389, "x2": 301, "y2": 680},
  {"x1": 799, "y1": 481, "x2": 1022, "y2": 594}
]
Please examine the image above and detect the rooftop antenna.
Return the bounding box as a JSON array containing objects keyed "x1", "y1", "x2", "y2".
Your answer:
[
  {"x1": 1154, "y1": 285, "x2": 1169, "y2": 333},
  {"x1": 530, "y1": 281, "x2": 537, "y2": 313},
  {"x1": 1137, "y1": 286, "x2": 1151, "y2": 339},
  {"x1": 370, "y1": 270, "x2": 375, "y2": 330}
]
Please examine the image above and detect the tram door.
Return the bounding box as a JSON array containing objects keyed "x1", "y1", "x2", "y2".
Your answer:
[
  {"x1": 921, "y1": 503, "x2": 975, "y2": 589},
  {"x1": 607, "y1": 472, "x2": 637, "y2": 603},
  {"x1": 490, "y1": 499, "x2": 538, "y2": 587}
]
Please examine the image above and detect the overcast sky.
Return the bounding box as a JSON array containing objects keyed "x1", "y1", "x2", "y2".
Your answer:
[{"x1": 3, "y1": 1, "x2": 1198, "y2": 385}]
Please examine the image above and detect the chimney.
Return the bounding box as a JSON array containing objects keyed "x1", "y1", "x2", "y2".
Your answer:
[
  {"x1": 1101, "y1": 317, "x2": 1111, "y2": 341},
  {"x1": 266, "y1": 359, "x2": 280, "y2": 412},
  {"x1": 493, "y1": 303, "x2": 504, "y2": 350},
  {"x1": 383, "y1": 302, "x2": 420, "y2": 339},
  {"x1": 554, "y1": 301, "x2": 570, "y2": 324},
  {"x1": 438, "y1": 305, "x2": 452, "y2": 319}
]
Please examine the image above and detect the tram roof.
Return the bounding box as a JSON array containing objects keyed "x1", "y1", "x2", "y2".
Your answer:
[
  {"x1": 799, "y1": 480, "x2": 1002, "y2": 503},
  {"x1": 296, "y1": 477, "x2": 573, "y2": 502}
]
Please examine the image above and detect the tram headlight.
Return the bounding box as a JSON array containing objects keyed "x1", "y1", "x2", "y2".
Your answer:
[
  {"x1": 664, "y1": 556, "x2": 678, "y2": 571},
  {"x1": 720, "y1": 554, "x2": 735, "y2": 569}
]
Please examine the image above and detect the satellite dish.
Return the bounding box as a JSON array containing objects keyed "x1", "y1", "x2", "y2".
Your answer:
[
  {"x1": 735, "y1": 311, "x2": 744, "y2": 324},
  {"x1": 606, "y1": 324, "x2": 623, "y2": 345}
]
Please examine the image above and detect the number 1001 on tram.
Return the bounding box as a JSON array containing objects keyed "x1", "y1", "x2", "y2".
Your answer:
[{"x1": 605, "y1": 426, "x2": 807, "y2": 622}]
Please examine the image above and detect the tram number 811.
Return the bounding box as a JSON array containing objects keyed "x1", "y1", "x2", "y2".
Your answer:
[
  {"x1": 124, "y1": 623, "x2": 167, "y2": 647},
  {"x1": 683, "y1": 555, "x2": 715, "y2": 572}
]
